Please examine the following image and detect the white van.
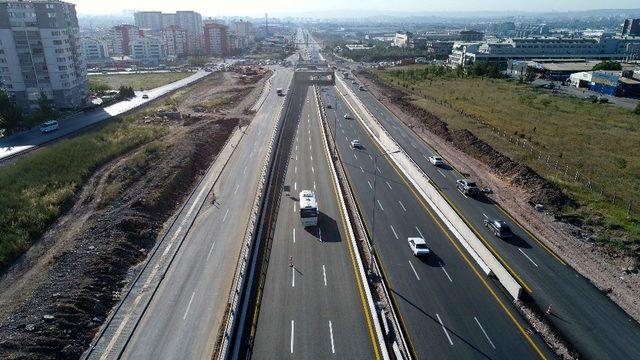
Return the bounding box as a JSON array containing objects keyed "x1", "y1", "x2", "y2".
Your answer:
[{"x1": 40, "y1": 120, "x2": 59, "y2": 134}]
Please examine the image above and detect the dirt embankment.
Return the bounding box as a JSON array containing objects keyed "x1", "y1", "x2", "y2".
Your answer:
[
  {"x1": 0, "y1": 69, "x2": 269, "y2": 359},
  {"x1": 356, "y1": 71, "x2": 640, "y2": 325}
]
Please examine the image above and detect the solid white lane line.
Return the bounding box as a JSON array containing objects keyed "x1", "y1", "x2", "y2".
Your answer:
[
  {"x1": 390, "y1": 225, "x2": 398, "y2": 239},
  {"x1": 367, "y1": 180, "x2": 373, "y2": 189},
  {"x1": 291, "y1": 320, "x2": 295, "y2": 354},
  {"x1": 222, "y1": 209, "x2": 229, "y2": 222},
  {"x1": 386, "y1": 181, "x2": 392, "y2": 190},
  {"x1": 437, "y1": 169, "x2": 447, "y2": 178},
  {"x1": 292, "y1": 266, "x2": 295, "y2": 287},
  {"x1": 436, "y1": 313, "x2": 453, "y2": 345},
  {"x1": 329, "y1": 321, "x2": 336, "y2": 354},
  {"x1": 183, "y1": 291, "x2": 196, "y2": 320},
  {"x1": 377, "y1": 200, "x2": 384, "y2": 211},
  {"x1": 415, "y1": 226, "x2": 424, "y2": 239},
  {"x1": 233, "y1": 184, "x2": 239, "y2": 195},
  {"x1": 398, "y1": 200, "x2": 407, "y2": 212},
  {"x1": 440, "y1": 262, "x2": 453, "y2": 282},
  {"x1": 408, "y1": 260, "x2": 420, "y2": 280},
  {"x1": 519, "y1": 248, "x2": 539, "y2": 267},
  {"x1": 323, "y1": 265, "x2": 327, "y2": 286},
  {"x1": 206, "y1": 241, "x2": 216, "y2": 261},
  {"x1": 474, "y1": 317, "x2": 496, "y2": 349},
  {"x1": 293, "y1": 228, "x2": 296, "y2": 243}
]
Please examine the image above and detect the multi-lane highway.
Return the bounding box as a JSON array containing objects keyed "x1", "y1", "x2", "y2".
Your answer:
[
  {"x1": 321, "y1": 85, "x2": 551, "y2": 359},
  {"x1": 87, "y1": 67, "x2": 293, "y2": 359},
  {"x1": 0, "y1": 69, "x2": 210, "y2": 161},
  {"x1": 339, "y1": 75, "x2": 640, "y2": 359},
  {"x1": 251, "y1": 86, "x2": 378, "y2": 359}
]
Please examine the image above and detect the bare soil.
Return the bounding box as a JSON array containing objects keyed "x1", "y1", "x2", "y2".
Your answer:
[
  {"x1": 0, "y1": 68, "x2": 270, "y2": 359},
  {"x1": 356, "y1": 71, "x2": 640, "y2": 323}
]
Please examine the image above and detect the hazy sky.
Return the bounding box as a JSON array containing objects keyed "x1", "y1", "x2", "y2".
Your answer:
[{"x1": 71, "y1": 0, "x2": 640, "y2": 17}]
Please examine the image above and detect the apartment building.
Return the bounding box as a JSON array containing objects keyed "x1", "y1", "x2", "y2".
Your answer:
[
  {"x1": 162, "y1": 25, "x2": 187, "y2": 58},
  {"x1": 623, "y1": 19, "x2": 640, "y2": 37},
  {"x1": 0, "y1": 0, "x2": 88, "y2": 111},
  {"x1": 109, "y1": 24, "x2": 140, "y2": 56},
  {"x1": 82, "y1": 37, "x2": 109, "y2": 62},
  {"x1": 176, "y1": 11, "x2": 202, "y2": 53},
  {"x1": 393, "y1": 31, "x2": 412, "y2": 47},
  {"x1": 134, "y1": 11, "x2": 163, "y2": 31},
  {"x1": 129, "y1": 36, "x2": 165, "y2": 65},
  {"x1": 203, "y1": 22, "x2": 228, "y2": 56}
]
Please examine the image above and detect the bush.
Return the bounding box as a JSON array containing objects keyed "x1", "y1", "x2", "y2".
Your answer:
[
  {"x1": 593, "y1": 61, "x2": 622, "y2": 71},
  {"x1": 0, "y1": 88, "x2": 23, "y2": 131},
  {"x1": 90, "y1": 82, "x2": 111, "y2": 92},
  {"x1": 117, "y1": 85, "x2": 136, "y2": 99},
  {"x1": 634, "y1": 103, "x2": 640, "y2": 115}
]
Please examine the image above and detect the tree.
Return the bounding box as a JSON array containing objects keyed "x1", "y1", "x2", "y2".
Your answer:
[
  {"x1": 0, "y1": 88, "x2": 22, "y2": 131},
  {"x1": 592, "y1": 61, "x2": 622, "y2": 71},
  {"x1": 37, "y1": 91, "x2": 53, "y2": 116},
  {"x1": 634, "y1": 103, "x2": 640, "y2": 116},
  {"x1": 117, "y1": 85, "x2": 135, "y2": 99}
]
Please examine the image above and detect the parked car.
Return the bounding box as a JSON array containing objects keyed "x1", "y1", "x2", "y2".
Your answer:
[
  {"x1": 358, "y1": 85, "x2": 366, "y2": 91},
  {"x1": 456, "y1": 179, "x2": 480, "y2": 196},
  {"x1": 142, "y1": 94, "x2": 149, "y2": 99},
  {"x1": 428, "y1": 155, "x2": 444, "y2": 166},
  {"x1": 343, "y1": 114, "x2": 353, "y2": 120},
  {"x1": 350, "y1": 139, "x2": 362, "y2": 149},
  {"x1": 484, "y1": 219, "x2": 513, "y2": 238},
  {"x1": 327, "y1": 104, "x2": 332, "y2": 109},
  {"x1": 39, "y1": 120, "x2": 59, "y2": 134},
  {"x1": 408, "y1": 237, "x2": 430, "y2": 257}
]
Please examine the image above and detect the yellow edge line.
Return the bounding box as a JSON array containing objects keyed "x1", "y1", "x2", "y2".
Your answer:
[
  {"x1": 351, "y1": 104, "x2": 547, "y2": 359},
  {"x1": 319, "y1": 101, "x2": 382, "y2": 360}
]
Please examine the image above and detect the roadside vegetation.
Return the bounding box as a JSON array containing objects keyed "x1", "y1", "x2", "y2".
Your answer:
[
  {"x1": 88, "y1": 71, "x2": 192, "y2": 91},
  {"x1": 313, "y1": 32, "x2": 437, "y2": 62},
  {"x1": 0, "y1": 110, "x2": 166, "y2": 270},
  {"x1": 373, "y1": 65, "x2": 640, "y2": 248}
]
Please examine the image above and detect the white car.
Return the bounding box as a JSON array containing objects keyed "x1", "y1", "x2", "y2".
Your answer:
[
  {"x1": 39, "y1": 120, "x2": 59, "y2": 134},
  {"x1": 343, "y1": 114, "x2": 353, "y2": 120},
  {"x1": 428, "y1": 155, "x2": 444, "y2": 166},
  {"x1": 350, "y1": 139, "x2": 361, "y2": 149},
  {"x1": 408, "y1": 237, "x2": 430, "y2": 257}
]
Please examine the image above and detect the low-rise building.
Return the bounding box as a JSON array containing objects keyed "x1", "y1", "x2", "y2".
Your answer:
[
  {"x1": 393, "y1": 31, "x2": 412, "y2": 48},
  {"x1": 129, "y1": 36, "x2": 165, "y2": 65},
  {"x1": 569, "y1": 70, "x2": 640, "y2": 97}
]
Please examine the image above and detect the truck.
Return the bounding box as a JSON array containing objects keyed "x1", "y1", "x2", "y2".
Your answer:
[
  {"x1": 276, "y1": 88, "x2": 284, "y2": 96},
  {"x1": 456, "y1": 179, "x2": 480, "y2": 197}
]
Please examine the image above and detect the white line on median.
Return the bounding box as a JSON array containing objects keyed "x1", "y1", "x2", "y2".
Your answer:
[
  {"x1": 519, "y1": 248, "x2": 539, "y2": 267},
  {"x1": 440, "y1": 262, "x2": 453, "y2": 282},
  {"x1": 436, "y1": 313, "x2": 453, "y2": 345},
  {"x1": 398, "y1": 200, "x2": 407, "y2": 212},
  {"x1": 206, "y1": 241, "x2": 216, "y2": 261},
  {"x1": 291, "y1": 320, "x2": 295, "y2": 354},
  {"x1": 390, "y1": 225, "x2": 398, "y2": 239},
  {"x1": 323, "y1": 265, "x2": 327, "y2": 286},
  {"x1": 408, "y1": 260, "x2": 420, "y2": 280},
  {"x1": 474, "y1": 317, "x2": 496, "y2": 349},
  {"x1": 329, "y1": 321, "x2": 336, "y2": 354},
  {"x1": 377, "y1": 200, "x2": 384, "y2": 211},
  {"x1": 183, "y1": 291, "x2": 196, "y2": 320}
]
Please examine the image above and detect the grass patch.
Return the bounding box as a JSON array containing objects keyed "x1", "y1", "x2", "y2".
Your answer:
[
  {"x1": 88, "y1": 72, "x2": 192, "y2": 91},
  {"x1": 0, "y1": 112, "x2": 167, "y2": 270},
  {"x1": 374, "y1": 66, "x2": 640, "y2": 245}
]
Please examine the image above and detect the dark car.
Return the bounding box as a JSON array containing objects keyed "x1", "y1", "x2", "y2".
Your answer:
[
  {"x1": 456, "y1": 179, "x2": 480, "y2": 196},
  {"x1": 484, "y1": 219, "x2": 513, "y2": 238}
]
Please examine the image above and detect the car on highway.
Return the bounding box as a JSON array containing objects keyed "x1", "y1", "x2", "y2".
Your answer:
[
  {"x1": 456, "y1": 179, "x2": 481, "y2": 196},
  {"x1": 428, "y1": 155, "x2": 444, "y2": 166},
  {"x1": 484, "y1": 219, "x2": 513, "y2": 238},
  {"x1": 351, "y1": 80, "x2": 357, "y2": 84},
  {"x1": 39, "y1": 120, "x2": 59, "y2": 134},
  {"x1": 408, "y1": 237, "x2": 430, "y2": 257},
  {"x1": 344, "y1": 113, "x2": 353, "y2": 119},
  {"x1": 142, "y1": 94, "x2": 149, "y2": 99},
  {"x1": 350, "y1": 139, "x2": 362, "y2": 149},
  {"x1": 327, "y1": 104, "x2": 332, "y2": 109},
  {"x1": 358, "y1": 85, "x2": 366, "y2": 91}
]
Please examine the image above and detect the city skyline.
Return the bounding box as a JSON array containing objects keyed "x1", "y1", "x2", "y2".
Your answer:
[{"x1": 71, "y1": 0, "x2": 640, "y2": 17}]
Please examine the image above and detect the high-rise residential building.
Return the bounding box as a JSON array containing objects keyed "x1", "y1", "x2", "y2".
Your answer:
[
  {"x1": 163, "y1": 25, "x2": 187, "y2": 58},
  {"x1": 162, "y1": 13, "x2": 176, "y2": 27},
  {"x1": 134, "y1": 11, "x2": 163, "y2": 32},
  {"x1": 0, "y1": 0, "x2": 88, "y2": 111},
  {"x1": 109, "y1": 24, "x2": 141, "y2": 56},
  {"x1": 82, "y1": 37, "x2": 109, "y2": 62},
  {"x1": 176, "y1": 11, "x2": 203, "y2": 53},
  {"x1": 622, "y1": 19, "x2": 640, "y2": 36},
  {"x1": 231, "y1": 20, "x2": 253, "y2": 38},
  {"x1": 129, "y1": 36, "x2": 165, "y2": 65},
  {"x1": 203, "y1": 23, "x2": 228, "y2": 56}
]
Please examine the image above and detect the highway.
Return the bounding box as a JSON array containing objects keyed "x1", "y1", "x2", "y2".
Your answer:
[
  {"x1": 340, "y1": 75, "x2": 640, "y2": 358},
  {"x1": 0, "y1": 69, "x2": 210, "y2": 161},
  {"x1": 321, "y1": 85, "x2": 551, "y2": 359},
  {"x1": 251, "y1": 86, "x2": 377, "y2": 359},
  {"x1": 86, "y1": 67, "x2": 293, "y2": 359}
]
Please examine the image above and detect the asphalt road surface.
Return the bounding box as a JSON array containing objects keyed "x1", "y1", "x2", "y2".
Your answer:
[
  {"x1": 322, "y1": 86, "x2": 551, "y2": 359},
  {"x1": 341, "y1": 77, "x2": 640, "y2": 359},
  {"x1": 88, "y1": 67, "x2": 293, "y2": 359},
  {"x1": 0, "y1": 69, "x2": 210, "y2": 161},
  {"x1": 251, "y1": 86, "x2": 377, "y2": 359}
]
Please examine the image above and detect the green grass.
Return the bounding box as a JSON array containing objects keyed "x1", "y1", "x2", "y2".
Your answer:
[
  {"x1": 374, "y1": 66, "x2": 640, "y2": 246},
  {"x1": 88, "y1": 72, "x2": 191, "y2": 91},
  {"x1": 0, "y1": 112, "x2": 166, "y2": 270}
]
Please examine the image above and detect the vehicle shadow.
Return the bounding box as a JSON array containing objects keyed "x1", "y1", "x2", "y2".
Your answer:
[
  {"x1": 501, "y1": 234, "x2": 532, "y2": 249},
  {"x1": 418, "y1": 252, "x2": 446, "y2": 268},
  {"x1": 304, "y1": 211, "x2": 341, "y2": 243}
]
